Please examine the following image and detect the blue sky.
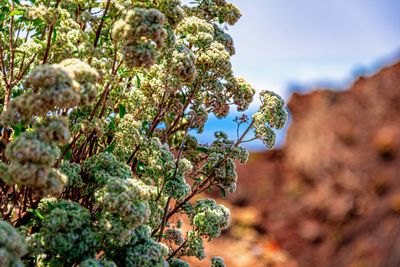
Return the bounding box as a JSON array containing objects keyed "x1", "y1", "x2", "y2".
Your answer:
[{"x1": 192, "y1": 0, "x2": 400, "y2": 150}]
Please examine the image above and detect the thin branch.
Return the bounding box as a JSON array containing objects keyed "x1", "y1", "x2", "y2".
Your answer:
[
  {"x1": 167, "y1": 239, "x2": 187, "y2": 260},
  {"x1": 60, "y1": 56, "x2": 122, "y2": 164},
  {"x1": 127, "y1": 145, "x2": 140, "y2": 165},
  {"x1": 240, "y1": 137, "x2": 257, "y2": 144},
  {"x1": 0, "y1": 44, "x2": 8, "y2": 88},
  {"x1": 8, "y1": 1, "x2": 15, "y2": 88},
  {"x1": 156, "y1": 196, "x2": 171, "y2": 241},
  {"x1": 41, "y1": 22, "x2": 55, "y2": 64},
  {"x1": 163, "y1": 71, "x2": 206, "y2": 141},
  {"x1": 14, "y1": 54, "x2": 37, "y2": 84},
  {"x1": 93, "y1": 0, "x2": 111, "y2": 48},
  {"x1": 154, "y1": 121, "x2": 192, "y2": 239},
  {"x1": 42, "y1": 0, "x2": 62, "y2": 64},
  {"x1": 147, "y1": 91, "x2": 168, "y2": 136},
  {"x1": 54, "y1": 132, "x2": 82, "y2": 167}
]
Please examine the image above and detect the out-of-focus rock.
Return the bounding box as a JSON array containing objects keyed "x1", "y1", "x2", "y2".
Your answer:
[{"x1": 227, "y1": 62, "x2": 400, "y2": 267}]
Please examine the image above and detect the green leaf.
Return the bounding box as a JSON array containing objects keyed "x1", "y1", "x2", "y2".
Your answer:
[
  {"x1": 135, "y1": 74, "x2": 141, "y2": 88},
  {"x1": 142, "y1": 120, "x2": 150, "y2": 130},
  {"x1": 196, "y1": 146, "x2": 208, "y2": 153},
  {"x1": 33, "y1": 37, "x2": 46, "y2": 47},
  {"x1": 119, "y1": 104, "x2": 126, "y2": 118},
  {"x1": 52, "y1": 28, "x2": 57, "y2": 44},
  {"x1": 7, "y1": 9, "x2": 24, "y2": 18},
  {"x1": 108, "y1": 117, "x2": 116, "y2": 130},
  {"x1": 65, "y1": 150, "x2": 72, "y2": 160},
  {"x1": 105, "y1": 141, "x2": 116, "y2": 153},
  {"x1": 136, "y1": 161, "x2": 145, "y2": 174},
  {"x1": 13, "y1": 123, "x2": 22, "y2": 137},
  {"x1": 27, "y1": 208, "x2": 44, "y2": 220},
  {"x1": 216, "y1": 185, "x2": 227, "y2": 199},
  {"x1": 60, "y1": 144, "x2": 72, "y2": 160}
]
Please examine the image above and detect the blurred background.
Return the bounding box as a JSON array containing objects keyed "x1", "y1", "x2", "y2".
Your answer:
[
  {"x1": 197, "y1": 0, "x2": 400, "y2": 150},
  {"x1": 190, "y1": 1, "x2": 400, "y2": 266}
]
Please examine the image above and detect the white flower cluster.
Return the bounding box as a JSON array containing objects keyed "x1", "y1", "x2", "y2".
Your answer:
[
  {"x1": 95, "y1": 177, "x2": 151, "y2": 247},
  {"x1": 197, "y1": 42, "x2": 231, "y2": 74},
  {"x1": 164, "y1": 158, "x2": 192, "y2": 200},
  {"x1": 189, "y1": 104, "x2": 208, "y2": 130},
  {"x1": 201, "y1": 132, "x2": 249, "y2": 192},
  {"x1": 53, "y1": 18, "x2": 91, "y2": 58},
  {"x1": 179, "y1": 231, "x2": 205, "y2": 260},
  {"x1": 158, "y1": 0, "x2": 185, "y2": 26},
  {"x1": 165, "y1": 228, "x2": 184, "y2": 245},
  {"x1": 27, "y1": 4, "x2": 91, "y2": 58},
  {"x1": 114, "y1": 114, "x2": 144, "y2": 161},
  {"x1": 190, "y1": 0, "x2": 242, "y2": 25},
  {"x1": 1, "y1": 59, "x2": 99, "y2": 125},
  {"x1": 176, "y1": 16, "x2": 214, "y2": 46},
  {"x1": 82, "y1": 152, "x2": 132, "y2": 187},
  {"x1": 112, "y1": 8, "x2": 167, "y2": 68},
  {"x1": 211, "y1": 256, "x2": 226, "y2": 267},
  {"x1": 26, "y1": 5, "x2": 69, "y2": 24},
  {"x1": 213, "y1": 24, "x2": 235, "y2": 55},
  {"x1": 252, "y1": 90, "x2": 288, "y2": 149},
  {"x1": 117, "y1": 225, "x2": 170, "y2": 266},
  {"x1": 226, "y1": 77, "x2": 256, "y2": 111},
  {"x1": 60, "y1": 162, "x2": 83, "y2": 188},
  {"x1": 135, "y1": 138, "x2": 176, "y2": 184},
  {"x1": 192, "y1": 199, "x2": 230, "y2": 240},
  {"x1": 139, "y1": 64, "x2": 168, "y2": 98},
  {"x1": 170, "y1": 44, "x2": 198, "y2": 83},
  {"x1": 82, "y1": 152, "x2": 153, "y2": 247},
  {"x1": 2, "y1": 118, "x2": 70, "y2": 196}
]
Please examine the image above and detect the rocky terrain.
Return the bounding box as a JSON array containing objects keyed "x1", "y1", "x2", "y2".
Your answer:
[{"x1": 190, "y1": 62, "x2": 400, "y2": 266}]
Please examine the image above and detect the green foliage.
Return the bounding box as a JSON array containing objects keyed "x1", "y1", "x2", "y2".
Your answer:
[
  {"x1": 253, "y1": 91, "x2": 288, "y2": 149},
  {"x1": 111, "y1": 225, "x2": 169, "y2": 267},
  {"x1": 28, "y1": 199, "x2": 98, "y2": 266},
  {"x1": 95, "y1": 177, "x2": 151, "y2": 247},
  {"x1": 168, "y1": 258, "x2": 190, "y2": 267},
  {"x1": 0, "y1": 0, "x2": 287, "y2": 266},
  {"x1": 193, "y1": 199, "x2": 230, "y2": 240},
  {"x1": 0, "y1": 220, "x2": 27, "y2": 267},
  {"x1": 210, "y1": 256, "x2": 226, "y2": 267},
  {"x1": 78, "y1": 259, "x2": 117, "y2": 267},
  {"x1": 82, "y1": 152, "x2": 132, "y2": 186}
]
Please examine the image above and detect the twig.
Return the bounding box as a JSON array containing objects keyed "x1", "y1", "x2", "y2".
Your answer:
[
  {"x1": 167, "y1": 239, "x2": 187, "y2": 260},
  {"x1": 163, "y1": 71, "x2": 206, "y2": 142},
  {"x1": 42, "y1": 0, "x2": 62, "y2": 64},
  {"x1": 93, "y1": 0, "x2": 111, "y2": 48},
  {"x1": 154, "y1": 121, "x2": 192, "y2": 239}
]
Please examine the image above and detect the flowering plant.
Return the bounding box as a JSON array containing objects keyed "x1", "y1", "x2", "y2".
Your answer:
[{"x1": 0, "y1": 0, "x2": 287, "y2": 266}]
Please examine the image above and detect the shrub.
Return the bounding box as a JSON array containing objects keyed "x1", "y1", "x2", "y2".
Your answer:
[{"x1": 0, "y1": 0, "x2": 287, "y2": 266}]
